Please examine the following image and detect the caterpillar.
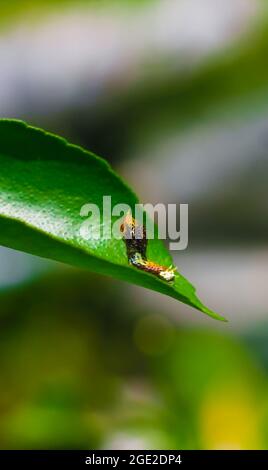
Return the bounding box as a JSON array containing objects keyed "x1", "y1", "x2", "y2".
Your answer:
[{"x1": 120, "y1": 213, "x2": 176, "y2": 282}]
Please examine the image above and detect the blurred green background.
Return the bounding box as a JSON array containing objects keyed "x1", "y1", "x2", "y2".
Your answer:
[{"x1": 0, "y1": 0, "x2": 268, "y2": 449}]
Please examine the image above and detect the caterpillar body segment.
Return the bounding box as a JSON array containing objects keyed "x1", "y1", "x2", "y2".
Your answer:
[{"x1": 130, "y1": 253, "x2": 176, "y2": 282}]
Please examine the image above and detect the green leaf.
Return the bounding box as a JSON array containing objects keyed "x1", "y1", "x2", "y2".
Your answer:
[{"x1": 0, "y1": 119, "x2": 226, "y2": 321}]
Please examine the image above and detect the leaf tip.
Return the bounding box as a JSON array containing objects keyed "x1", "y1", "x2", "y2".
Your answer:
[{"x1": 202, "y1": 306, "x2": 228, "y2": 322}]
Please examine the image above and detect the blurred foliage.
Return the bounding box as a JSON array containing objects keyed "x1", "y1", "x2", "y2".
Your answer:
[
  {"x1": 0, "y1": 268, "x2": 267, "y2": 449},
  {"x1": 69, "y1": 24, "x2": 268, "y2": 161},
  {"x1": 0, "y1": 0, "x2": 152, "y2": 27}
]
